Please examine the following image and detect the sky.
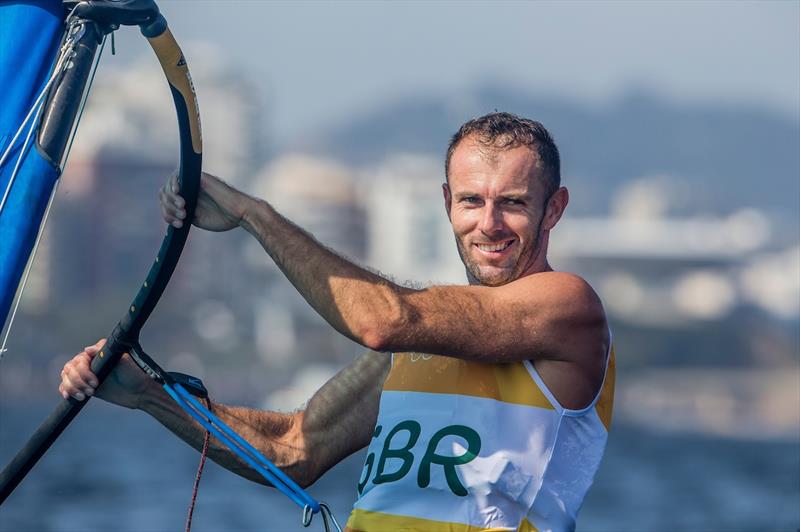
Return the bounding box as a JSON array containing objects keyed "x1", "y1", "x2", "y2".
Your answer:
[{"x1": 110, "y1": 0, "x2": 799, "y2": 144}]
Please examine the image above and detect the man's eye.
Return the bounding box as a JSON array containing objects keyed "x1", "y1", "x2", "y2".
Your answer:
[
  {"x1": 503, "y1": 199, "x2": 523, "y2": 206},
  {"x1": 462, "y1": 196, "x2": 480, "y2": 204}
]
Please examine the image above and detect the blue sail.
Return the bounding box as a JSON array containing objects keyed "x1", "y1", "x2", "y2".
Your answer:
[{"x1": 0, "y1": 1, "x2": 66, "y2": 331}]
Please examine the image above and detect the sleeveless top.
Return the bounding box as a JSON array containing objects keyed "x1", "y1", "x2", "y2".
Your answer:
[{"x1": 345, "y1": 343, "x2": 615, "y2": 532}]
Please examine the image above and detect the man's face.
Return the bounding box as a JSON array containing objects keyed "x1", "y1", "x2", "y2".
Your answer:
[{"x1": 444, "y1": 139, "x2": 553, "y2": 286}]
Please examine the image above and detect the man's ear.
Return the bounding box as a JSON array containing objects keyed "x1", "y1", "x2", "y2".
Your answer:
[
  {"x1": 443, "y1": 182, "x2": 452, "y2": 221},
  {"x1": 542, "y1": 187, "x2": 569, "y2": 231}
]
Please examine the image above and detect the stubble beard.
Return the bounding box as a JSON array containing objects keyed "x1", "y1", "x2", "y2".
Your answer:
[{"x1": 454, "y1": 232, "x2": 540, "y2": 287}]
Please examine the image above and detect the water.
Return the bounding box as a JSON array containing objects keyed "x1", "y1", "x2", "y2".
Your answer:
[{"x1": 0, "y1": 401, "x2": 797, "y2": 531}]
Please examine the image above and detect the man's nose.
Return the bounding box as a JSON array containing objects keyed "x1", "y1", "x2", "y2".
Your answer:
[{"x1": 479, "y1": 202, "x2": 504, "y2": 234}]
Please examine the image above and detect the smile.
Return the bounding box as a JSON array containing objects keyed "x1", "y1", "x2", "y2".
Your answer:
[{"x1": 474, "y1": 240, "x2": 513, "y2": 253}]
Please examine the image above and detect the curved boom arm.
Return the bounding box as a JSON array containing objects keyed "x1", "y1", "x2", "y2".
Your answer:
[{"x1": 0, "y1": 3, "x2": 202, "y2": 504}]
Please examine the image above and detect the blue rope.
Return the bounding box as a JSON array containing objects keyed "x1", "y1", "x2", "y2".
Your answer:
[{"x1": 162, "y1": 382, "x2": 321, "y2": 514}]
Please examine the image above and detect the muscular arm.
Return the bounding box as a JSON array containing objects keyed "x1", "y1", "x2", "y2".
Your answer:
[
  {"x1": 163, "y1": 171, "x2": 606, "y2": 364},
  {"x1": 238, "y1": 196, "x2": 606, "y2": 364},
  {"x1": 146, "y1": 350, "x2": 388, "y2": 486},
  {"x1": 61, "y1": 344, "x2": 390, "y2": 488}
]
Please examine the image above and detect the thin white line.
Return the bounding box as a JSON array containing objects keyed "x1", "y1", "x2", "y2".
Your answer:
[
  {"x1": 0, "y1": 16, "x2": 83, "y2": 214},
  {"x1": 0, "y1": 100, "x2": 46, "y2": 214},
  {"x1": 0, "y1": 18, "x2": 87, "y2": 359},
  {"x1": 0, "y1": 65, "x2": 58, "y2": 169},
  {"x1": 0, "y1": 179, "x2": 61, "y2": 359},
  {"x1": 0, "y1": 45, "x2": 72, "y2": 215}
]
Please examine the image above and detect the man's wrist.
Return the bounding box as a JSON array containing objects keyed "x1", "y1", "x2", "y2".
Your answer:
[
  {"x1": 237, "y1": 193, "x2": 253, "y2": 229},
  {"x1": 239, "y1": 195, "x2": 272, "y2": 234}
]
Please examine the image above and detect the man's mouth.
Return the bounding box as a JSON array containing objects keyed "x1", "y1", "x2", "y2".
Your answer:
[{"x1": 474, "y1": 240, "x2": 513, "y2": 254}]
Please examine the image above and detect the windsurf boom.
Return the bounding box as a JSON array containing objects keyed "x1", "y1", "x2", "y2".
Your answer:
[{"x1": 0, "y1": 2, "x2": 340, "y2": 529}]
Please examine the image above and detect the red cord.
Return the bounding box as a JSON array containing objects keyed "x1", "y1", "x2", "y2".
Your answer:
[{"x1": 184, "y1": 398, "x2": 212, "y2": 532}]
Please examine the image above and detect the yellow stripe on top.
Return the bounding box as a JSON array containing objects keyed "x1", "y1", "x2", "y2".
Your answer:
[
  {"x1": 594, "y1": 346, "x2": 616, "y2": 431},
  {"x1": 346, "y1": 508, "x2": 520, "y2": 532},
  {"x1": 383, "y1": 353, "x2": 554, "y2": 409}
]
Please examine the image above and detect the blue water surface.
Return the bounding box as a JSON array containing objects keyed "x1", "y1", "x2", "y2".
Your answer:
[{"x1": 0, "y1": 401, "x2": 797, "y2": 531}]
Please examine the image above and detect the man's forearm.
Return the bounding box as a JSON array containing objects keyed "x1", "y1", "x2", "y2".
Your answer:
[
  {"x1": 136, "y1": 350, "x2": 388, "y2": 488},
  {"x1": 138, "y1": 385, "x2": 310, "y2": 486},
  {"x1": 239, "y1": 197, "x2": 405, "y2": 351}
]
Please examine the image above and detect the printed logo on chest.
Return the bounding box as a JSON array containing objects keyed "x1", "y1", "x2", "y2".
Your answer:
[{"x1": 358, "y1": 420, "x2": 482, "y2": 497}]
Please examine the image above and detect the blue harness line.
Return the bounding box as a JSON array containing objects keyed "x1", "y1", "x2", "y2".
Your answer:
[
  {"x1": 129, "y1": 345, "x2": 343, "y2": 531},
  {"x1": 164, "y1": 382, "x2": 320, "y2": 512},
  {"x1": 164, "y1": 382, "x2": 342, "y2": 529}
]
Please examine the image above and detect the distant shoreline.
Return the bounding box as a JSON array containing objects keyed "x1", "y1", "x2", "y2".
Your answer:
[{"x1": 615, "y1": 367, "x2": 800, "y2": 442}]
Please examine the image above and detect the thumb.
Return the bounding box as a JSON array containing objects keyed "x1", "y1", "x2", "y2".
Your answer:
[
  {"x1": 83, "y1": 338, "x2": 107, "y2": 358},
  {"x1": 171, "y1": 172, "x2": 181, "y2": 194}
]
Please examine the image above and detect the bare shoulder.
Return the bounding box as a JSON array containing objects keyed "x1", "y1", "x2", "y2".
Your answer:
[
  {"x1": 516, "y1": 269, "x2": 592, "y2": 288},
  {"x1": 508, "y1": 271, "x2": 608, "y2": 361},
  {"x1": 514, "y1": 273, "x2": 610, "y2": 406},
  {"x1": 511, "y1": 271, "x2": 604, "y2": 311}
]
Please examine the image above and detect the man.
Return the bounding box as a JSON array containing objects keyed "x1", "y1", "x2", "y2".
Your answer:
[{"x1": 60, "y1": 112, "x2": 614, "y2": 531}]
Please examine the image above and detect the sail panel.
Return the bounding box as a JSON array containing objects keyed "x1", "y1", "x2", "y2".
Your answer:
[{"x1": 0, "y1": 0, "x2": 67, "y2": 331}]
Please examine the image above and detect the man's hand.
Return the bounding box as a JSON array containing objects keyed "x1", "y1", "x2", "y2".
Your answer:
[
  {"x1": 160, "y1": 171, "x2": 251, "y2": 232},
  {"x1": 59, "y1": 339, "x2": 156, "y2": 409}
]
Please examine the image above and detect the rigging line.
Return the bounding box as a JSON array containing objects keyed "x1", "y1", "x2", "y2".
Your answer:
[
  {"x1": 165, "y1": 383, "x2": 318, "y2": 512},
  {"x1": 172, "y1": 383, "x2": 319, "y2": 511},
  {"x1": 165, "y1": 387, "x2": 340, "y2": 531},
  {"x1": 0, "y1": 23, "x2": 105, "y2": 360},
  {"x1": 0, "y1": 61, "x2": 60, "y2": 172},
  {"x1": 0, "y1": 180, "x2": 60, "y2": 360},
  {"x1": 0, "y1": 16, "x2": 82, "y2": 213},
  {"x1": 166, "y1": 383, "x2": 347, "y2": 531},
  {"x1": 0, "y1": 70, "x2": 57, "y2": 213},
  {"x1": 0, "y1": 15, "x2": 79, "y2": 170},
  {"x1": 0, "y1": 97, "x2": 52, "y2": 360},
  {"x1": 184, "y1": 397, "x2": 211, "y2": 532},
  {"x1": 167, "y1": 386, "x2": 347, "y2": 532},
  {"x1": 319, "y1": 503, "x2": 344, "y2": 532}
]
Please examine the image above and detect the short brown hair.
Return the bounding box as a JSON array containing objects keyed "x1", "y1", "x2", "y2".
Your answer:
[{"x1": 445, "y1": 112, "x2": 561, "y2": 197}]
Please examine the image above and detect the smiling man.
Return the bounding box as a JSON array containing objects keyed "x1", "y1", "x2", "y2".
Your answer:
[
  {"x1": 60, "y1": 112, "x2": 615, "y2": 531},
  {"x1": 445, "y1": 117, "x2": 562, "y2": 287}
]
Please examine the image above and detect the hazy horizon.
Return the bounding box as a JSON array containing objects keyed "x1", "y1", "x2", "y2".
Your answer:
[{"x1": 103, "y1": 0, "x2": 799, "y2": 145}]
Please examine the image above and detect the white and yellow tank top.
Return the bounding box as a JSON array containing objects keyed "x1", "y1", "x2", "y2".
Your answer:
[{"x1": 346, "y1": 344, "x2": 615, "y2": 532}]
